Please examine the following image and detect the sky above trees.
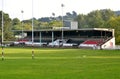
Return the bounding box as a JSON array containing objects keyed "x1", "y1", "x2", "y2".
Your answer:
[{"x1": 0, "y1": 0, "x2": 120, "y2": 20}]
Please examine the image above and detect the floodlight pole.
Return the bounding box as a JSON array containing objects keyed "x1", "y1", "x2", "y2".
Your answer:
[
  {"x1": 32, "y1": 0, "x2": 34, "y2": 59},
  {"x1": 51, "y1": 13, "x2": 55, "y2": 47},
  {"x1": 1, "y1": 0, "x2": 4, "y2": 61},
  {"x1": 61, "y1": 4, "x2": 64, "y2": 42},
  {"x1": 21, "y1": 10, "x2": 24, "y2": 44}
]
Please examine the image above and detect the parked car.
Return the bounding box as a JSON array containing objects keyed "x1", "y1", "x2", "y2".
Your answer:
[
  {"x1": 25, "y1": 41, "x2": 47, "y2": 46},
  {"x1": 12, "y1": 39, "x2": 28, "y2": 46},
  {"x1": 63, "y1": 43, "x2": 78, "y2": 47},
  {"x1": 48, "y1": 39, "x2": 66, "y2": 47}
]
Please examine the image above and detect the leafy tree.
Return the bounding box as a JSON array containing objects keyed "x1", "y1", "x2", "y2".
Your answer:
[
  {"x1": 49, "y1": 20, "x2": 62, "y2": 27},
  {"x1": 100, "y1": 9, "x2": 116, "y2": 21},
  {"x1": 87, "y1": 10, "x2": 104, "y2": 28},
  {"x1": 106, "y1": 16, "x2": 120, "y2": 44},
  {"x1": 72, "y1": 11, "x2": 77, "y2": 16},
  {"x1": 0, "y1": 11, "x2": 14, "y2": 41},
  {"x1": 75, "y1": 9, "x2": 116, "y2": 28},
  {"x1": 75, "y1": 14, "x2": 87, "y2": 28},
  {"x1": 12, "y1": 18, "x2": 21, "y2": 30},
  {"x1": 22, "y1": 19, "x2": 32, "y2": 30}
]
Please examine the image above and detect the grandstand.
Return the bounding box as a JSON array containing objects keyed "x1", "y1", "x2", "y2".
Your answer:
[{"x1": 13, "y1": 28, "x2": 115, "y2": 49}]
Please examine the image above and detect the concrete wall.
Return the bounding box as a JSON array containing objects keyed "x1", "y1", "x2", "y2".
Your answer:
[
  {"x1": 64, "y1": 21, "x2": 78, "y2": 29},
  {"x1": 70, "y1": 21, "x2": 78, "y2": 29}
]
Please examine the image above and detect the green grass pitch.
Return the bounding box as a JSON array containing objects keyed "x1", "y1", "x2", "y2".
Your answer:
[{"x1": 0, "y1": 47, "x2": 120, "y2": 79}]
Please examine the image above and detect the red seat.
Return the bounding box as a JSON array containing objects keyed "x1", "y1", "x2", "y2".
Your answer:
[{"x1": 83, "y1": 40, "x2": 103, "y2": 45}]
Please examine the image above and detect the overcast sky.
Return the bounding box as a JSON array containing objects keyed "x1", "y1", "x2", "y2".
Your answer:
[{"x1": 0, "y1": 0, "x2": 120, "y2": 20}]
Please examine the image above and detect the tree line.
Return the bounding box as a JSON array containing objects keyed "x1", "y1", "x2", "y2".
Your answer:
[
  {"x1": 0, "y1": 9, "x2": 120, "y2": 44},
  {"x1": 75, "y1": 9, "x2": 120, "y2": 44}
]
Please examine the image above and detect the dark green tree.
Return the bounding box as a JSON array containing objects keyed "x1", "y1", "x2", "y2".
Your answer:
[
  {"x1": 0, "y1": 11, "x2": 14, "y2": 41},
  {"x1": 75, "y1": 14, "x2": 87, "y2": 28},
  {"x1": 12, "y1": 18, "x2": 21, "y2": 30},
  {"x1": 106, "y1": 16, "x2": 120, "y2": 44}
]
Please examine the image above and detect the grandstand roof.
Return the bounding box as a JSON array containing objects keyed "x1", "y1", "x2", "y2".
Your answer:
[{"x1": 13, "y1": 28, "x2": 114, "y2": 32}]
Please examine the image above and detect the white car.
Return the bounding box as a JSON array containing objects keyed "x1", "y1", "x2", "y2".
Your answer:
[
  {"x1": 63, "y1": 43, "x2": 78, "y2": 47},
  {"x1": 13, "y1": 39, "x2": 28, "y2": 45},
  {"x1": 48, "y1": 39, "x2": 66, "y2": 47},
  {"x1": 25, "y1": 42, "x2": 47, "y2": 46}
]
